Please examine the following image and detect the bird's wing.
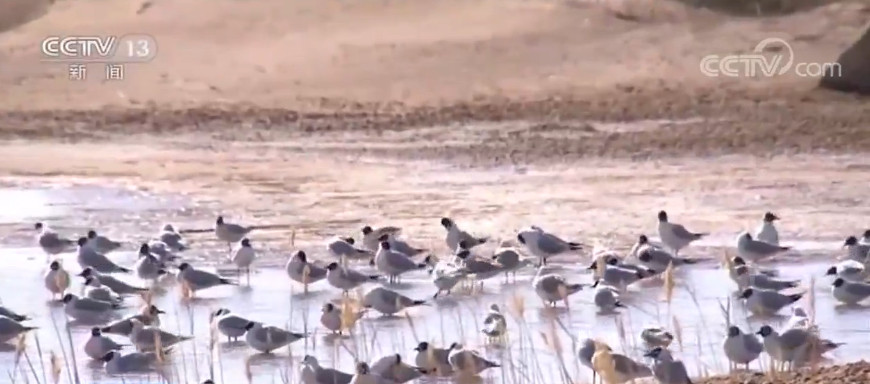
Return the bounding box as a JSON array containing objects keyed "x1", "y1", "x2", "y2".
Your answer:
[
  {"x1": 779, "y1": 329, "x2": 810, "y2": 350},
  {"x1": 669, "y1": 223, "x2": 698, "y2": 240},
  {"x1": 536, "y1": 233, "x2": 568, "y2": 254},
  {"x1": 76, "y1": 297, "x2": 114, "y2": 311},
  {"x1": 188, "y1": 269, "x2": 223, "y2": 286}
]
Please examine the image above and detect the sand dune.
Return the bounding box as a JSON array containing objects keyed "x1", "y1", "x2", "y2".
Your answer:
[{"x1": 0, "y1": 0, "x2": 867, "y2": 110}]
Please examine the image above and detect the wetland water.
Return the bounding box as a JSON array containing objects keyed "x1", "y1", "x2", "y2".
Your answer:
[{"x1": 0, "y1": 182, "x2": 865, "y2": 384}]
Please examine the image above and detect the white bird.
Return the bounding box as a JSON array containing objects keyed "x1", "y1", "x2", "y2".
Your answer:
[
  {"x1": 656, "y1": 210, "x2": 707, "y2": 256},
  {"x1": 215, "y1": 216, "x2": 252, "y2": 252},
  {"x1": 584, "y1": 340, "x2": 652, "y2": 384},
  {"x1": 209, "y1": 308, "x2": 253, "y2": 342},
  {"x1": 34, "y1": 222, "x2": 75, "y2": 255},
  {"x1": 83, "y1": 276, "x2": 123, "y2": 305},
  {"x1": 756, "y1": 324, "x2": 843, "y2": 369},
  {"x1": 360, "y1": 225, "x2": 403, "y2": 252},
  {"x1": 729, "y1": 256, "x2": 779, "y2": 279},
  {"x1": 784, "y1": 307, "x2": 811, "y2": 330},
  {"x1": 320, "y1": 302, "x2": 365, "y2": 334},
  {"x1": 825, "y1": 260, "x2": 869, "y2": 282},
  {"x1": 375, "y1": 233, "x2": 426, "y2": 258},
  {"x1": 732, "y1": 265, "x2": 798, "y2": 291},
  {"x1": 76, "y1": 237, "x2": 131, "y2": 274},
  {"x1": 244, "y1": 321, "x2": 305, "y2": 353},
  {"x1": 129, "y1": 319, "x2": 192, "y2": 352},
  {"x1": 177, "y1": 262, "x2": 235, "y2": 295},
  {"x1": 78, "y1": 268, "x2": 148, "y2": 295},
  {"x1": 231, "y1": 238, "x2": 256, "y2": 284},
  {"x1": 134, "y1": 243, "x2": 168, "y2": 281},
  {"x1": 286, "y1": 250, "x2": 328, "y2": 289},
  {"x1": 641, "y1": 328, "x2": 674, "y2": 348},
  {"x1": 61, "y1": 293, "x2": 122, "y2": 323},
  {"x1": 0, "y1": 306, "x2": 28, "y2": 322},
  {"x1": 86, "y1": 230, "x2": 122, "y2": 254},
  {"x1": 300, "y1": 355, "x2": 354, "y2": 384},
  {"x1": 362, "y1": 287, "x2": 426, "y2": 316},
  {"x1": 101, "y1": 350, "x2": 164, "y2": 374},
  {"x1": 592, "y1": 280, "x2": 626, "y2": 313},
  {"x1": 157, "y1": 223, "x2": 187, "y2": 251},
  {"x1": 454, "y1": 246, "x2": 505, "y2": 288},
  {"x1": 101, "y1": 305, "x2": 165, "y2": 336},
  {"x1": 413, "y1": 342, "x2": 456, "y2": 376},
  {"x1": 370, "y1": 354, "x2": 427, "y2": 383},
  {"x1": 430, "y1": 259, "x2": 468, "y2": 299},
  {"x1": 532, "y1": 268, "x2": 585, "y2": 306},
  {"x1": 737, "y1": 233, "x2": 790, "y2": 263},
  {"x1": 635, "y1": 235, "x2": 698, "y2": 271},
  {"x1": 327, "y1": 236, "x2": 373, "y2": 262},
  {"x1": 0, "y1": 316, "x2": 37, "y2": 343},
  {"x1": 491, "y1": 246, "x2": 531, "y2": 282},
  {"x1": 754, "y1": 212, "x2": 780, "y2": 245},
  {"x1": 587, "y1": 262, "x2": 655, "y2": 291},
  {"x1": 43, "y1": 260, "x2": 71, "y2": 300},
  {"x1": 146, "y1": 241, "x2": 179, "y2": 264},
  {"x1": 481, "y1": 304, "x2": 507, "y2": 342},
  {"x1": 738, "y1": 288, "x2": 803, "y2": 316},
  {"x1": 516, "y1": 226, "x2": 583, "y2": 266},
  {"x1": 592, "y1": 253, "x2": 655, "y2": 277},
  {"x1": 831, "y1": 277, "x2": 870, "y2": 305},
  {"x1": 644, "y1": 347, "x2": 692, "y2": 384},
  {"x1": 350, "y1": 362, "x2": 395, "y2": 384},
  {"x1": 374, "y1": 241, "x2": 427, "y2": 284},
  {"x1": 723, "y1": 325, "x2": 763, "y2": 370},
  {"x1": 83, "y1": 327, "x2": 127, "y2": 360},
  {"x1": 843, "y1": 236, "x2": 870, "y2": 262},
  {"x1": 440, "y1": 217, "x2": 488, "y2": 251},
  {"x1": 326, "y1": 262, "x2": 380, "y2": 294},
  {"x1": 447, "y1": 344, "x2": 500, "y2": 375}
]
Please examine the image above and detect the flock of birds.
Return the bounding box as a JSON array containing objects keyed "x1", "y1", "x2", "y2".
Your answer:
[{"x1": 1, "y1": 211, "x2": 868, "y2": 384}]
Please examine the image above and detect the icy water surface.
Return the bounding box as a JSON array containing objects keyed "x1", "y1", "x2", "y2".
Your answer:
[{"x1": 0, "y1": 183, "x2": 867, "y2": 384}]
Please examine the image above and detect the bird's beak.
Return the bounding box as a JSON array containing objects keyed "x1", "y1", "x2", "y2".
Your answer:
[
  {"x1": 76, "y1": 272, "x2": 86, "y2": 277},
  {"x1": 755, "y1": 331, "x2": 764, "y2": 336},
  {"x1": 642, "y1": 351, "x2": 655, "y2": 358},
  {"x1": 586, "y1": 262, "x2": 596, "y2": 270},
  {"x1": 413, "y1": 347, "x2": 421, "y2": 352},
  {"x1": 156, "y1": 309, "x2": 166, "y2": 314},
  {"x1": 772, "y1": 215, "x2": 780, "y2": 221}
]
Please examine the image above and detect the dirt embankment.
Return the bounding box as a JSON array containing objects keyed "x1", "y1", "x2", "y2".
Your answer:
[{"x1": 0, "y1": 0, "x2": 868, "y2": 164}]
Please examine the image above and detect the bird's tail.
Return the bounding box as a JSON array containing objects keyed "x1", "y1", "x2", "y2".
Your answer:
[
  {"x1": 692, "y1": 233, "x2": 708, "y2": 239},
  {"x1": 788, "y1": 293, "x2": 804, "y2": 303},
  {"x1": 568, "y1": 242, "x2": 583, "y2": 251},
  {"x1": 368, "y1": 275, "x2": 380, "y2": 281},
  {"x1": 779, "y1": 246, "x2": 791, "y2": 251},
  {"x1": 416, "y1": 263, "x2": 428, "y2": 269},
  {"x1": 412, "y1": 300, "x2": 427, "y2": 306},
  {"x1": 118, "y1": 267, "x2": 132, "y2": 273},
  {"x1": 291, "y1": 332, "x2": 306, "y2": 339},
  {"x1": 567, "y1": 283, "x2": 584, "y2": 294},
  {"x1": 787, "y1": 280, "x2": 800, "y2": 288},
  {"x1": 680, "y1": 257, "x2": 699, "y2": 264},
  {"x1": 486, "y1": 360, "x2": 501, "y2": 368},
  {"x1": 12, "y1": 315, "x2": 30, "y2": 322},
  {"x1": 614, "y1": 301, "x2": 626, "y2": 308},
  {"x1": 219, "y1": 278, "x2": 237, "y2": 285},
  {"x1": 476, "y1": 237, "x2": 489, "y2": 245},
  {"x1": 23, "y1": 326, "x2": 38, "y2": 332}
]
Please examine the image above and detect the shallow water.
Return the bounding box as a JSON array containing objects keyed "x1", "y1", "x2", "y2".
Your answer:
[{"x1": 0, "y1": 183, "x2": 868, "y2": 384}]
